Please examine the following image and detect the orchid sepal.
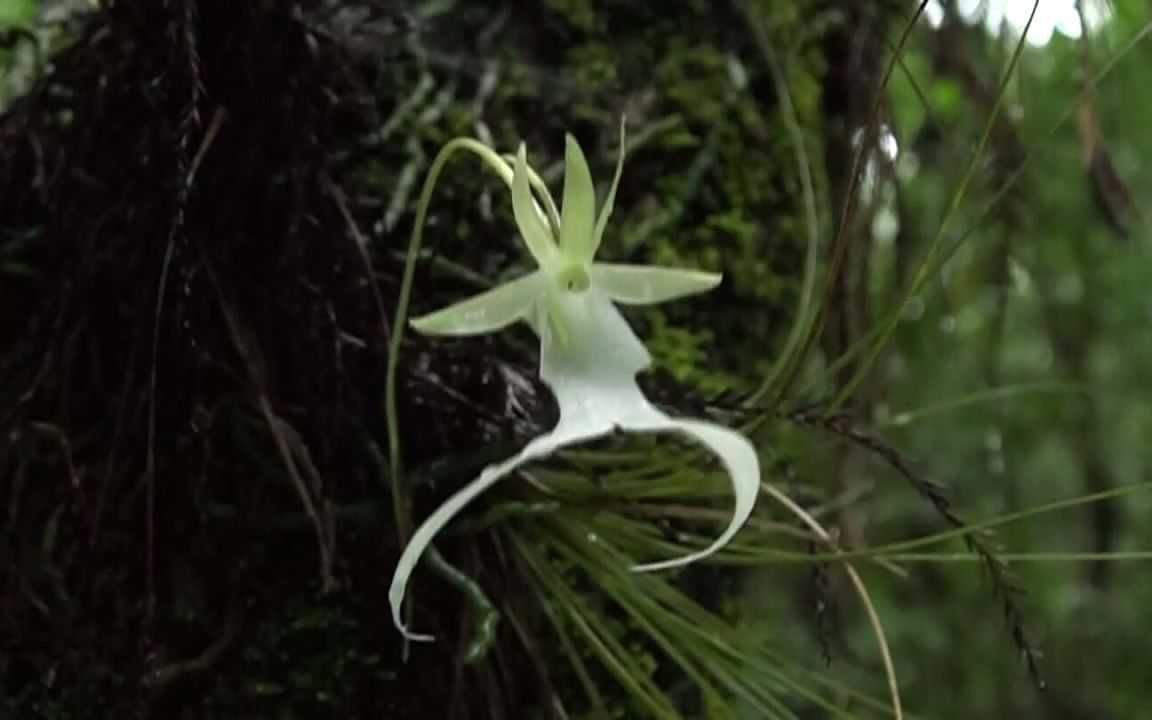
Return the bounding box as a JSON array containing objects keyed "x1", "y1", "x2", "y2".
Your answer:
[
  {"x1": 591, "y1": 263, "x2": 722, "y2": 306},
  {"x1": 409, "y1": 271, "x2": 543, "y2": 336}
]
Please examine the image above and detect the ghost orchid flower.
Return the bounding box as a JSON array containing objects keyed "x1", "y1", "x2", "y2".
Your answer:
[{"x1": 390, "y1": 123, "x2": 760, "y2": 641}]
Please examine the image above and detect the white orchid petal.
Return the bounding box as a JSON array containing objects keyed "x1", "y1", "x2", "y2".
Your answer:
[
  {"x1": 538, "y1": 288, "x2": 651, "y2": 393},
  {"x1": 591, "y1": 263, "x2": 722, "y2": 306},
  {"x1": 512, "y1": 144, "x2": 560, "y2": 270},
  {"x1": 410, "y1": 272, "x2": 542, "y2": 336},
  {"x1": 560, "y1": 135, "x2": 597, "y2": 261},
  {"x1": 628, "y1": 417, "x2": 759, "y2": 572},
  {"x1": 590, "y1": 117, "x2": 626, "y2": 257},
  {"x1": 389, "y1": 389, "x2": 616, "y2": 642},
  {"x1": 537, "y1": 290, "x2": 758, "y2": 571}
]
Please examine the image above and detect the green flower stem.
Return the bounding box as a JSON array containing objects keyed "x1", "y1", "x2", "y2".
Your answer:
[{"x1": 385, "y1": 138, "x2": 556, "y2": 547}]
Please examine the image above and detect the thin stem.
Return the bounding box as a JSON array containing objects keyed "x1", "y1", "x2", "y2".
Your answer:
[
  {"x1": 735, "y1": 0, "x2": 823, "y2": 408},
  {"x1": 760, "y1": 482, "x2": 904, "y2": 720},
  {"x1": 385, "y1": 137, "x2": 552, "y2": 545}
]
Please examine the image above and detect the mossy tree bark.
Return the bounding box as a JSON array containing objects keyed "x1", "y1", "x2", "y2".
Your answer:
[{"x1": 0, "y1": 1, "x2": 898, "y2": 716}]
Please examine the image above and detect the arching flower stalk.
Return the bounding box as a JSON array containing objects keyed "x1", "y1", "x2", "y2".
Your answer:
[{"x1": 390, "y1": 121, "x2": 761, "y2": 641}]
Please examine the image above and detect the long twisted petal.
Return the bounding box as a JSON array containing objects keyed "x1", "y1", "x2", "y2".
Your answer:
[
  {"x1": 627, "y1": 417, "x2": 759, "y2": 572},
  {"x1": 389, "y1": 407, "x2": 614, "y2": 642}
]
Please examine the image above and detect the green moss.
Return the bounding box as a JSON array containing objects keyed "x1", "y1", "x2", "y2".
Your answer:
[
  {"x1": 542, "y1": 0, "x2": 597, "y2": 33},
  {"x1": 567, "y1": 44, "x2": 619, "y2": 96},
  {"x1": 367, "y1": 0, "x2": 825, "y2": 397},
  {"x1": 204, "y1": 596, "x2": 387, "y2": 716}
]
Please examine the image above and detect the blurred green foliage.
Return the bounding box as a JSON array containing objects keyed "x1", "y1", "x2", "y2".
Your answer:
[
  {"x1": 843, "y1": 2, "x2": 1152, "y2": 717},
  {"x1": 0, "y1": 0, "x2": 35, "y2": 26}
]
